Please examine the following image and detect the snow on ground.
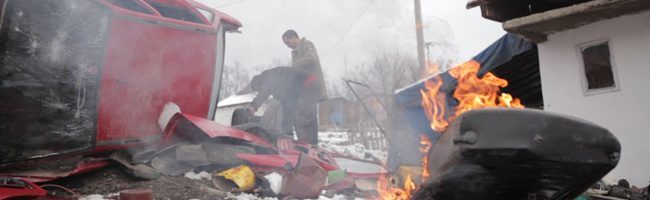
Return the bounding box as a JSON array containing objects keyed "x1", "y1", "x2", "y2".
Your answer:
[
  {"x1": 81, "y1": 193, "x2": 118, "y2": 200},
  {"x1": 264, "y1": 172, "x2": 283, "y2": 195},
  {"x1": 184, "y1": 171, "x2": 212, "y2": 181},
  {"x1": 226, "y1": 192, "x2": 278, "y2": 200},
  {"x1": 319, "y1": 131, "x2": 350, "y2": 145},
  {"x1": 225, "y1": 192, "x2": 365, "y2": 200},
  {"x1": 81, "y1": 194, "x2": 106, "y2": 200},
  {"x1": 84, "y1": 191, "x2": 364, "y2": 200},
  {"x1": 318, "y1": 131, "x2": 388, "y2": 163},
  {"x1": 319, "y1": 194, "x2": 365, "y2": 200}
]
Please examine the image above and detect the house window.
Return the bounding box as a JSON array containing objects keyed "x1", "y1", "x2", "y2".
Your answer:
[{"x1": 579, "y1": 41, "x2": 618, "y2": 94}]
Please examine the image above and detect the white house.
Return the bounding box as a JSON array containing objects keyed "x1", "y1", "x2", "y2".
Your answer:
[{"x1": 469, "y1": 0, "x2": 650, "y2": 185}]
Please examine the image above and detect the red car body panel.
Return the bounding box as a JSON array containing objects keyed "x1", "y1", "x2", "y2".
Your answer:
[
  {"x1": 0, "y1": 0, "x2": 240, "y2": 166},
  {"x1": 0, "y1": 178, "x2": 47, "y2": 199},
  {"x1": 237, "y1": 154, "x2": 302, "y2": 169},
  {"x1": 94, "y1": 0, "x2": 231, "y2": 151},
  {"x1": 0, "y1": 159, "x2": 112, "y2": 183},
  {"x1": 162, "y1": 113, "x2": 277, "y2": 149},
  {"x1": 237, "y1": 137, "x2": 386, "y2": 179}
]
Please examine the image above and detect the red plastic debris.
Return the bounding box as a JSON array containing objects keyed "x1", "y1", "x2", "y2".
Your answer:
[{"x1": 0, "y1": 178, "x2": 47, "y2": 200}]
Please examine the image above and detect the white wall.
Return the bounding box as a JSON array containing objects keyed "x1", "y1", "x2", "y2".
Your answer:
[{"x1": 538, "y1": 11, "x2": 650, "y2": 186}]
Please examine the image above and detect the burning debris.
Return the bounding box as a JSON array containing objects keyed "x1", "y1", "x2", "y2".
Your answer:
[
  {"x1": 420, "y1": 60, "x2": 524, "y2": 132},
  {"x1": 377, "y1": 56, "x2": 625, "y2": 200},
  {"x1": 375, "y1": 134, "x2": 431, "y2": 200},
  {"x1": 377, "y1": 60, "x2": 526, "y2": 200},
  {"x1": 419, "y1": 135, "x2": 432, "y2": 181}
]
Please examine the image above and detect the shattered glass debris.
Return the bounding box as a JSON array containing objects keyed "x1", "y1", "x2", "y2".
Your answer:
[{"x1": 0, "y1": 0, "x2": 109, "y2": 163}]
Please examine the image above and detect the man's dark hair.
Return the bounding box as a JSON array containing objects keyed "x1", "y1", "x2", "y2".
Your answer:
[
  {"x1": 250, "y1": 75, "x2": 262, "y2": 91},
  {"x1": 282, "y1": 29, "x2": 299, "y2": 39},
  {"x1": 618, "y1": 179, "x2": 630, "y2": 188}
]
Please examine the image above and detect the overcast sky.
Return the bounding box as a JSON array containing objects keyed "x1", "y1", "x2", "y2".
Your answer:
[{"x1": 197, "y1": 0, "x2": 505, "y2": 79}]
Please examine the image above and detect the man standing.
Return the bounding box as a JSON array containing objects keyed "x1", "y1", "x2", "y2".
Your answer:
[
  {"x1": 247, "y1": 67, "x2": 321, "y2": 145},
  {"x1": 280, "y1": 30, "x2": 326, "y2": 144},
  {"x1": 282, "y1": 30, "x2": 327, "y2": 100}
]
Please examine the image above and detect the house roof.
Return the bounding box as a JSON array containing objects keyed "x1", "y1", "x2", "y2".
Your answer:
[
  {"x1": 466, "y1": 0, "x2": 492, "y2": 9},
  {"x1": 217, "y1": 93, "x2": 256, "y2": 107},
  {"x1": 468, "y1": 0, "x2": 650, "y2": 42},
  {"x1": 504, "y1": 0, "x2": 650, "y2": 42},
  {"x1": 467, "y1": 0, "x2": 592, "y2": 9},
  {"x1": 467, "y1": 0, "x2": 594, "y2": 22}
]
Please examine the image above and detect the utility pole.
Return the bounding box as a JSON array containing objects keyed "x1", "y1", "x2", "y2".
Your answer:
[{"x1": 414, "y1": 0, "x2": 427, "y2": 75}]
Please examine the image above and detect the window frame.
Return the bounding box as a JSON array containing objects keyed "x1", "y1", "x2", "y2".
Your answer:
[
  {"x1": 106, "y1": 0, "x2": 155, "y2": 15},
  {"x1": 147, "y1": 1, "x2": 205, "y2": 24},
  {"x1": 576, "y1": 39, "x2": 621, "y2": 96},
  {"x1": 196, "y1": 8, "x2": 214, "y2": 24},
  {"x1": 207, "y1": 25, "x2": 226, "y2": 120}
]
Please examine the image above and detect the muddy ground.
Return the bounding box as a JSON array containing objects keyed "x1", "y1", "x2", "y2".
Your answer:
[{"x1": 51, "y1": 165, "x2": 229, "y2": 199}]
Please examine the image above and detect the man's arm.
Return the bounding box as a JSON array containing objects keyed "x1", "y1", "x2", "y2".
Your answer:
[{"x1": 250, "y1": 86, "x2": 271, "y2": 110}]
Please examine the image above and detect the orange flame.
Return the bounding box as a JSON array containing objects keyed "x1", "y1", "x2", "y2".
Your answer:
[
  {"x1": 420, "y1": 135, "x2": 432, "y2": 181},
  {"x1": 419, "y1": 78, "x2": 448, "y2": 131},
  {"x1": 421, "y1": 60, "x2": 524, "y2": 132},
  {"x1": 377, "y1": 60, "x2": 523, "y2": 199},
  {"x1": 376, "y1": 134, "x2": 432, "y2": 200},
  {"x1": 377, "y1": 174, "x2": 416, "y2": 200}
]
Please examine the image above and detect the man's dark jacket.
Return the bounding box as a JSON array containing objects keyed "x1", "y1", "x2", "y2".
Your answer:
[{"x1": 250, "y1": 67, "x2": 314, "y2": 109}]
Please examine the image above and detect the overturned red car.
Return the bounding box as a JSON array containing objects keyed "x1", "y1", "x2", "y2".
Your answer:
[{"x1": 0, "y1": 0, "x2": 239, "y2": 175}]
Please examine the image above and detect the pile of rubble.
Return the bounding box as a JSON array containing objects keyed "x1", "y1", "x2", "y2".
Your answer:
[{"x1": 1, "y1": 120, "x2": 386, "y2": 200}]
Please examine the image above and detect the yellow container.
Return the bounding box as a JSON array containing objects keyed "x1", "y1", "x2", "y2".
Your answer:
[{"x1": 215, "y1": 165, "x2": 256, "y2": 192}]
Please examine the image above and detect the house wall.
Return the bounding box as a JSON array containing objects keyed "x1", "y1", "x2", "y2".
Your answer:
[{"x1": 538, "y1": 10, "x2": 650, "y2": 185}]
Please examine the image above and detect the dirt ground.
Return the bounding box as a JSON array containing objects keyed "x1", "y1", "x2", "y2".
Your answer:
[{"x1": 52, "y1": 165, "x2": 229, "y2": 199}]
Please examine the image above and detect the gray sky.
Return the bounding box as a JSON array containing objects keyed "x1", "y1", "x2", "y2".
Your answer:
[{"x1": 197, "y1": 0, "x2": 505, "y2": 79}]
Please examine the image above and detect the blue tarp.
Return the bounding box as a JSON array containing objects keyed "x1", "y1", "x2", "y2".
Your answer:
[{"x1": 393, "y1": 33, "x2": 535, "y2": 141}]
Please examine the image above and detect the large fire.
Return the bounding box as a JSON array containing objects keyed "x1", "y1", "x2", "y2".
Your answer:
[
  {"x1": 421, "y1": 60, "x2": 524, "y2": 132},
  {"x1": 376, "y1": 61, "x2": 524, "y2": 200}
]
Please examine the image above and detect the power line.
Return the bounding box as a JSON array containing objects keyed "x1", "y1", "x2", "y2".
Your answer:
[
  {"x1": 217, "y1": 0, "x2": 247, "y2": 8},
  {"x1": 324, "y1": 0, "x2": 376, "y2": 58}
]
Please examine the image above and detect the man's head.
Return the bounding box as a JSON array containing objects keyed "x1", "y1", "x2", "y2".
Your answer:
[
  {"x1": 282, "y1": 29, "x2": 300, "y2": 49},
  {"x1": 250, "y1": 75, "x2": 262, "y2": 92}
]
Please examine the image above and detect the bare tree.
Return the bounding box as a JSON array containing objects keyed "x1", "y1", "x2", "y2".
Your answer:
[
  {"x1": 340, "y1": 50, "x2": 420, "y2": 99},
  {"x1": 219, "y1": 61, "x2": 250, "y2": 101},
  {"x1": 218, "y1": 57, "x2": 293, "y2": 101}
]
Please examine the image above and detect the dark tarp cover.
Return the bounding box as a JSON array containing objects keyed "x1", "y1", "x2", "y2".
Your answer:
[{"x1": 393, "y1": 33, "x2": 535, "y2": 142}]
